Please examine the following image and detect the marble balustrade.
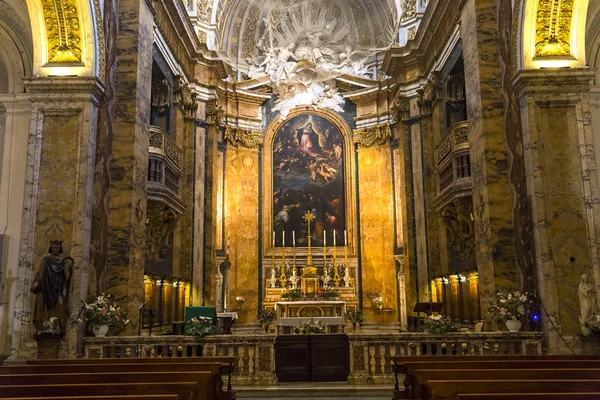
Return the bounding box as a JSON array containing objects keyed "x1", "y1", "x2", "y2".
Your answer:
[{"x1": 84, "y1": 332, "x2": 541, "y2": 386}]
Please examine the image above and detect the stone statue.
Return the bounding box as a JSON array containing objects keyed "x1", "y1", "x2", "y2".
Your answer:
[
  {"x1": 30, "y1": 240, "x2": 74, "y2": 333},
  {"x1": 343, "y1": 266, "x2": 351, "y2": 288},
  {"x1": 579, "y1": 274, "x2": 599, "y2": 327},
  {"x1": 219, "y1": 256, "x2": 232, "y2": 312},
  {"x1": 290, "y1": 268, "x2": 299, "y2": 290},
  {"x1": 270, "y1": 268, "x2": 278, "y2": 288},
  {"x1": 321, "y1": 266, "x2": 330, "y2": 289}
]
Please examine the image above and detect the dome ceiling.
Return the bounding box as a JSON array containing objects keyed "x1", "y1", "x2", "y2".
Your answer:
[{"x1": 213, "y1": 0, "x2": 402, "y2": 119}]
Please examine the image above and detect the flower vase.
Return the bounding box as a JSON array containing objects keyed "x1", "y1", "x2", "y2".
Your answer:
[
  {"x1": 505, "y1": 320, "x2": 522, "y2": 333},
  {"x1": 93, "y1": 324, "x2": 109, "y2": 337},
  {"x1": 35, "y1": 333, "x2": 64, "y2": 359}
]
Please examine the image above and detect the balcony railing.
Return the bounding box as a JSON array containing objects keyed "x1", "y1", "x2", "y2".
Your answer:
[
  {"x1": 148, "y1": 125, "x2": 184, "y2": 213},
  {"x1": 435, "y1": 121, "x2": 471, "y2": 196}
]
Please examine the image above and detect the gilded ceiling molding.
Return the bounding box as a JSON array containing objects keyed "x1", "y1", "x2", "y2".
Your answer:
[
  {"x1": 224, "y1": 126, "x2": 263, "y2": 149},
  {"x1": 353, "y1": 123, "x2": 393, "y2": 148},
  {"x1": 41, "y1": 0, "x2": 83, "y2": 64},
  {"x1": 535, "y1": 0, "x2": 573, "y2": 57}
]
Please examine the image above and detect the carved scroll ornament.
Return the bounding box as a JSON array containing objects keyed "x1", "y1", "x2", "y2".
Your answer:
[
  {"x1": 535, "y1": 0, "x2": 573, "y2": 57},
  {"x1": 41, "y1": 0, "x2": 83, "y2": 64}
]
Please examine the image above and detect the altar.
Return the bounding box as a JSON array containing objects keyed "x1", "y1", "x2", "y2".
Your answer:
[{"x1": 276, "y1": 300, "x2": 346, "y2": 334}]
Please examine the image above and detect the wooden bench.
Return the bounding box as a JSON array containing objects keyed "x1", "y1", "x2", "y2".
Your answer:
[
  {"x1": 428, "y1": 379, "x2": 600, "y2": 400},
  {"x1": 26, "y1": 356, "x2": 237, "y2": 394},
  {"x1": 3, "y1": 397, "x2": 179, "y2": 400},
  {"x1": 392, "y1": 356, "x2": 600, "y2": 399},
  {"x1": 0, "y1": 362, "x2": 223, "y2": 400},
  {"x1": 456, "y1": 394, "x2": 600, "y2": 400},
  {"x1": 0, "y1": 382, "x2": 199, "y2": 400}
]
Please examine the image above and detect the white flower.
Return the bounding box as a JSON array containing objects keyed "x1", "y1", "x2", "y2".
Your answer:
[
  {"x1": 519, "y1": 295, "x2": 527, "y2": 302},
  {"x1": 49, "y1": 317, "x2": 58, "y2": 324},
  {"x1": 507, "y1": 294, "x2": 512, "y2": 300}
]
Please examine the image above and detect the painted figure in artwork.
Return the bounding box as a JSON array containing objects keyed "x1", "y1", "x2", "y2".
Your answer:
[
  {"x1": 30, "y1": 240, "x2": 74, "y2": 333},
  {"x1": 273, "y1": 114, "x2": 346, "y2": 247}
]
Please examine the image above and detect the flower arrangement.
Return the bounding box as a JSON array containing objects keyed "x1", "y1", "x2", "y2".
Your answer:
[
  {"x1": 345, "y1": 308, "x2": 364, "y2": 327},
  {"x1": 258, "y1": 308, "x2": 278, "y2": 330},
  {"x1": 488, "y1": 290, "x2": 536, "y2": 322},
  {"x1": 422, "y1": 314, "x2": 457, "y2": 334},
  {"x1": 234, "y1": 295, "x2": 246, "y2": 311},
  {"x1": 185, "y1": 316, "x2": 219, "y2": 337},
  {"x1": 281, "y1": 288, "x2": 302, "y2": 299},
  {"x1": 38, "y1": 317, "x2": 61, "y2": 335},
  {"x1": 371, "y1": 296, "x2": 384, "y2": 309},
  {"x1": 81, "y1": 294, "x2": 129, "y2": 330},
  {"x1": 317, "y1": 287, "x2": 340, "y2": 298},
  {"x1": 294, "y1": 317, "x2": 326, "y2": 334}
]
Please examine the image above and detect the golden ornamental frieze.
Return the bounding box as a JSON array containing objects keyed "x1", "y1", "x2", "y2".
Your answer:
[
  {"x1": 42, "y1": 0, "x2": 83, "y2": 64},
  {"x1": 224, "y1": 126, "x2": 263, "y2": 149},
  {"x1": 535, "y1": 0, "x2": 573, "y2": 57},
  {"x1": 353, "y1": 123, "x2": 392, "y2": 148}
]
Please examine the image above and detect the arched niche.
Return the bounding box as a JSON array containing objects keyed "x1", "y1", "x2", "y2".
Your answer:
[
  {"x1": 261, "y1": 107, "x2": 358, "y2": 259},
  {"x1": 518, "y1": 0, "x2": 589, "y2": 69}
]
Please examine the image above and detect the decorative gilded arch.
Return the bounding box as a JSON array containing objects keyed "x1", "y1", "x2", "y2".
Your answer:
[
  {"x1": 24, "y1": 0, "x2": 103, "y2": 78},
  {"x1": 519, "y1": 0, "x2": 589, "y2": 69},
  {"x1": 261, "y1": 107, "x2": 358, "y2": 258}
]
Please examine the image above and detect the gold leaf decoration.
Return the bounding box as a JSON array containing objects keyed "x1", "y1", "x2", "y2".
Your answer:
[
  {"x1": 224, "y1": 126, "x2": 264, "y2": 149},
  {"x1": 535, "y1": 0, "x2": 573, "y2": 57},
  {"x1": 353, "y1": 123, "x2": 392, "y2": 148},
  {"x1": 42, "y1": 0, "x2": 83, "y2": 64}
]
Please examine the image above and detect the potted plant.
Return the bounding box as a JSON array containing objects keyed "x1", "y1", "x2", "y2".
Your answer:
[
  {"x1": 422, "y1": 314, "x2": 457, "y2": 334},
  {"x1": 34, "y1": 317, "x2": 64, "y2": 359},
  {"x1": 281, "y1": 288, "x2": 302, "y2": 300},
  {"x1": 345, "y1": 308, "x2": 364, "y2": 332},
  {"x1": 185, "y1": 316, "x2": 219, "y2": 338},
  {"x1": 81, "y1": 294, "x2": 129, "y2": 337},
  {"x1": 317, "y1": 287, "x2": 341, "y2": 298},
  {"x1": 258, "y1": 308, "x2": 277, "y2": 333},
  {"x1": 488, "y1": 290, "x2": 535, "y2": 332}
]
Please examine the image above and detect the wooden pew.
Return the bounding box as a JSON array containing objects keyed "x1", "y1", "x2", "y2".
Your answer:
[
  {"x1": 0, "y1": 364, "x2": 220, "y2": 400},
  {"x1": 427, "y1": 379, "x2": 600, "y2": 400},
  {"x1": 26, "y1": 356, "x2": 237, "y2": 394},
  {"x1": 3, "y1": 397, "x2": 179, "y2": 400},
  {"x1": 457, "y1": 394, "x2": 600, "y2": 400},
  {"x1": 0, "y1": 382, "x2": 199, "y2": 400},
  {"x1": 392, "y1": 356, "x2": 600, "y2": 399}
]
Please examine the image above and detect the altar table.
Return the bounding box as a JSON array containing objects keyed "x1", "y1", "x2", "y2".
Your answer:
[{"x1": 275, "y1": 300, "x2": 346, "y2": 334}]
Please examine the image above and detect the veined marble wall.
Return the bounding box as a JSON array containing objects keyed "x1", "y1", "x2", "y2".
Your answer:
[
  {"x1": 358, "y1": 145, "x2": 397, "y2": 324},
  {"x1": 224, "y1": 147, "x2": 260, "y2": 324}
]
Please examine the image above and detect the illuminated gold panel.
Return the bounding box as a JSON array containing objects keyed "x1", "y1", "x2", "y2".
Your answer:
[
  {"x1": 535, "y1": 0, "x2": 573, "y2": 57},
  {"x1": 41, "y1": 0, "x2": 83, "y2": 64}
]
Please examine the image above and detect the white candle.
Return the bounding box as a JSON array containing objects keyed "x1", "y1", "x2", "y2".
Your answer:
[
  {"x1": 333, "y1": 230, "x2": 336, "y2": 247},
  {"x1": 273, "y1": 231, "x2": 275, "y2": 247},
  {"x1": 344, "y1": 230, "x2": 347, "y2": 246},
  {"x1": 324, "y1": 231, "x2": 326, "y2": 247},
  {"x1": 283, "y1": 231, "x2": 285, "y2": 248},
  {"x1": 293, "y1": 231, "x2": 296, "y2": 247}
]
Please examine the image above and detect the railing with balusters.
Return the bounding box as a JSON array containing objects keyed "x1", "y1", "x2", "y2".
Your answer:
[
  {"x1": 435, "y1": 121, "x2": 471, "y2": 195},
  {"x1": 148, "y1": 125, "x2": 184, "y2": 204},
  {"x1": 84, "y1": 334, "x2": 278, "y2": 386},
  {"x1": 347, "y1": 332, "x2": 542, "y2": 385}
]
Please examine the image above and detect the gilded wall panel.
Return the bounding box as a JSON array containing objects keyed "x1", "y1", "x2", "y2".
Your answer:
[
  {"x1": 41, "y1": 0, "x2": 83, "y2": 64},
  {"x1": 358, "y1": 145, "x2": 397, "y2": 323},
  {"x1": 535, "y1": 0, "x2": 573, "y2": 57},
  {"x1": 225, "y1": 148, "x2": 259, "y2": 324}
]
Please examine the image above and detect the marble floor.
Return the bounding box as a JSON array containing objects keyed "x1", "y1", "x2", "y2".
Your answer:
[{"x1": 235, "y1": 382, "x2": 394, "y2": 400}]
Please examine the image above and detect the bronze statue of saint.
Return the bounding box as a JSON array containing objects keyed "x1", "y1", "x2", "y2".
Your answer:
[{"x1": 30, "y1": 240, "x2": 74, "y2": 332}]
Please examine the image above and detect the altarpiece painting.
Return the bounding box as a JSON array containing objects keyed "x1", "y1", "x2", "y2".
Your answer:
[{"x1": 273, "y1": 114, "x2": 346, "y2": 247}]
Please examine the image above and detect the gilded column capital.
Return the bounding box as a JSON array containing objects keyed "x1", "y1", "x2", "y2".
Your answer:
[
  {"x1": 391, "y1": 96, "x2": 411, "y2": 122},
  {"x1": 353, "y1": 123, "x2": 393, "y2": 148},
  {"x1": 224, "y1": 126, "x2": 263, "y2": 149}
]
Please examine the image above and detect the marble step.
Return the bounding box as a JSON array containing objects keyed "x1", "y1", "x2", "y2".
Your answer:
[{"x1": 235, "y1": 382, "x2": 394, "y2": 400}]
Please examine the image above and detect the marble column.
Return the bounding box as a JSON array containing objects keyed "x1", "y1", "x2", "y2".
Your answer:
[
  {"x1": 461, "y1": 0, "x2": 517, "y2": 309},
  {"x1": 103, "y1": 0, "x2": 154, "y2": 335},
  {"x1": 513, "y1": 68, "x2": 600, "y2": 352},
  {"x1": 9, "y1": 77, "x2": 104, "y2": 359},
  {"x1": 192, "y1": 103, "x2": 207, "y2": 305}
]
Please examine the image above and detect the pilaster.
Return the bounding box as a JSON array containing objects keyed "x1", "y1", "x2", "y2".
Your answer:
[
  {"x1": 461, "y1": 0, "x2": 517, "y2": 310},
  {"x1": 513, "y1": 68, "x2": 600, "y2": 352},
  {"x1": 9, "y1": 77, "x2": 104, "y2": 359}
]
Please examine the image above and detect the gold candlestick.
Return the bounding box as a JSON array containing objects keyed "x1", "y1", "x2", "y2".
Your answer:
[
  {"x1": 323, "y1": 229, "x2": 327, "y2": 273},
  {"x1": 302, "y1": 211, "x2": 317, "y2": 276},
  {"x1": 280, "y1": 231, "x2": 287, "y2": 287},
  {"x1": 293, "y1": 231, "x2": 297, "y2": 271}
]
